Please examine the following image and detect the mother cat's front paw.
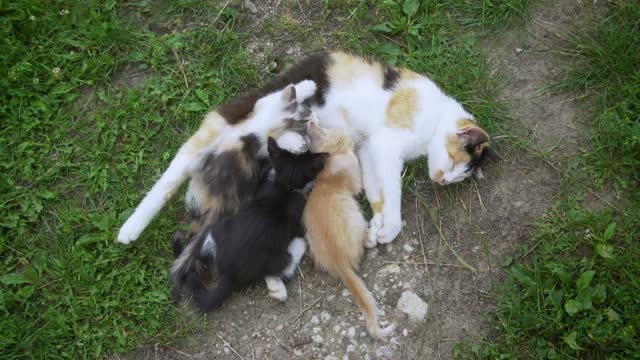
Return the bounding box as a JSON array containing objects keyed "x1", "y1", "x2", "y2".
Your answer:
[{"x1": 376, "y1": 220, "x2": 402, "y2": 244}]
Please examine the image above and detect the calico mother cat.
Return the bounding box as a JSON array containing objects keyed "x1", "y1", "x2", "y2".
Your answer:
[
  {"x1": 177, "y1": 138, "x2": 328, "y2": 311},
  {"x1": 118, "y1": 51, "x2": 500, "y2": 246}
]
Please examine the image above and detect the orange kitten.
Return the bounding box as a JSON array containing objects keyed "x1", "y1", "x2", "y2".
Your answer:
[{"x1": 303, "y1": 121, "x2": 395, "y2": 338}]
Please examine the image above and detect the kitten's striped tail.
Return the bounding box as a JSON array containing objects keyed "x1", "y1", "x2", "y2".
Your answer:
[{"x1": 335, "y1": 266, "x2": 396, "y2": 338}]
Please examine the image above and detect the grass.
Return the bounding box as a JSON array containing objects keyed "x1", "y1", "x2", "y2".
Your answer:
[
  {"x1": 0, "y1": 0, "x2": 553, "y2": 358},
  {"x1": 455, "y1": 1, "x2": 640, "y2": 358}
]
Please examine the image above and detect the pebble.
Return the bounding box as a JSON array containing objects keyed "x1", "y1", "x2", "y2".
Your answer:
[
  {"x1": 376, "y1": 264, "x2": 401, "y2": 277},
  {"x1": 313, "y1": 335, "x2": 324, "y2": 343},
  {"x1": 275, "y1": 324, "x2": 283, "y2": 331},
  {"x1": 348, "y1": 327, "x2": 356, "y2": 338},
  {"x1": 376, "y1": 346, "x2": 393, "y2": 359},
  {"x1": 321, "y1": 311, "x2": 332, "y2": 322},
  {"x1": 347, "y1": 344, "x2": 356, "y2": 353},
  {"x1": 396, "y1": 290, "x2": 429, "y2": 321},
  {"x1": 313, "y1": 327, "x2": 321, "y2": 333},
  {"x1": 403, "y1": 244, "x2": 414, "y2": 252},
  {"x1": 327, "y1": 295, "x2": 336, "y2": 301},
  {"x1": 515, "y1": 47, "x2": 524, "y2": 54},
  {"x1": 402, "y1": 328, "x2": 408, "y2": 337},
  {"x1": 342, "y1": 288, "x2": 350, "y2": 297},
  {"x1": 243, "y1": 0, "x2": 258, "y2": 14},
  {"x1": 311, "y1": 315, "x2": 320, "y2": 324}
]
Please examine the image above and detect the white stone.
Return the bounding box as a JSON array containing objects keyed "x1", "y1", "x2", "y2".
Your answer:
[
  {"x1": 313, "y1": 335, "x2": 324, "y2": 343},
  {"x1": 376, "y1": 264, "x2": 401, "y2": 277},
  {"x1": 311, "y1": 315, "x2": 320, "y2": 324},
  {"x1": 403, "y1": 244, "x2": 414, "y2": 252},
  {"x1": 402, "y1": 328, "x2": 408, "y2": 337},
  {"x1": 396, "y1": 291, "x2": 429, "y2": 321},
  {"x1": 313, "y1": 327, "x2": 321, "y2": 333},
  {"x1": 321, "y1": 311, "x2": 332, "y2": 322},
  {"x1": 376, "y1": 346, "x2": 393, "y2": 359},
  {"x1": 342, "y1": 288, "x2": 350, "y2": 297},
  {"x1": 348, "y1": 326, "x2": 356, "y2": 338}
]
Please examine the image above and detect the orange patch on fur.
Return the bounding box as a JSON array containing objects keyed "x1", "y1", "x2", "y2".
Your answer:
[
  {"x1": 446, "y1": 135, "x2": 471, "y2": 165},
  {"x1": 399, "y1": 68, "x2": 421, "y2": 80},
  {"x1": 370, "y1": 192, "x2": 384, "y2": 213},
  {"x1": 328, "y1": 52, "x2": 384, "y2": 87},
  {"x1": 434, "y1": 170, "x2": 446, "y2": 184},
  {"x1": 385, "y1": 87, "x2": 418, "y2": 130},
  {"x1": 457, "y1": 118, "x2": 476, "y2": 129}
]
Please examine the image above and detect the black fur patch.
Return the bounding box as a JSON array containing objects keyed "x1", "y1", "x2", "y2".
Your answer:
[
  {"x1": 217, "y1": 52, "x2": 331, "y2": 124},
  {"x1": 383, "y1": 65, "x2": 400, "y2": 90}
]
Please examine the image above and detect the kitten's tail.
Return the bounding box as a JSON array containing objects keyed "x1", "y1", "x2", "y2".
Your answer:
[
  {"x1": 335, "y1": 266, "x2": 396, "y2": 338},
  {"x1": 171, "y1": 230, "x2": 216, "y2": 303},
  {"x1": 186, "y1": 272, "x2": 234, "y2": 312}
]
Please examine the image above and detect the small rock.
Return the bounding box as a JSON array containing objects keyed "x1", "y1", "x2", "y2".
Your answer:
[
  {"x1": 515, "y1": 47, "x2": 524, "y2": 54},
  {"x1": 376, "y1": 264, "x2": 401, "y2": 277},
  {"x1": 313, "y1": 335, "x2": 324, "y2": 343},
  {"x1": 402, "y1": 328, "x2": 408, "y2": 337},
  {"x1": 321, "y1": 311, "x2": 332, "y2": 322},
  {"x1": 348, "y1": 327, "x2": 356, "y2": 338},
  {"x1": 275, "y1": 324, "x2": 283, "y2": 331},
  {"x1": 396, "y1": 290, "x2": 429, "y2": 321},
  {"x1": 347, "y1": 344, "x2": 356, "y2": 353},
  {"x1": 311, "y1": 315, "x2": 320, "y2": 324},
  {"x1": 334, "y1": 324, "x2": 341, "y2": 333},
  {"x1": 391, "y1": 337, "x2": 400, "y2": 346},
  {"x1": 365, "y1": 354, "x2": 372, "y2": 360},
  {"x1": 313, "y1": 327, "x2": 321, "y2": 333},
  {"x1": 224, "y1": 347, "x2": 230, "y2": 355},
  {"x1": 403, "y1": 244, "x2": 414, "y2": 252},
  {"x1": 243, "y1": 0, "x2": 258, "y2": 14},
  {"x1": 514, "y1": 200, "x2": 524, "y2": 208},
  {"x1": 324, "y1": 356, "x2": 338, "y2": 360},
  {"x1": 327, "y1": 295, "x2": 336, "y2": 301},
  {"x1": 255, "y1": 347, "x2": 265, "y2": 358},
  {"x1": 376, "y1": 345, "x2": 393, "y2": 359},
  {"x1": 342, "y1": 288, "x2": 350, "y2": 297}
]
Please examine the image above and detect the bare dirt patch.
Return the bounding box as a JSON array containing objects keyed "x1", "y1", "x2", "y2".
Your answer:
[{"x1": 115, "y1": 0, "x2": 595, "y2": 359}]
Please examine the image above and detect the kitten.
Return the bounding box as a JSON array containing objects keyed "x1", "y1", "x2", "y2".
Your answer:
[
  {"x1": 175, "y1": 137, "x2": 328, "y2": 311},
  {"x1": 118, "y1": 81, "x2": 316, "y2": 244},
  {"x1": 303, "y1": 121, "x2": 395, "y2": 338}
]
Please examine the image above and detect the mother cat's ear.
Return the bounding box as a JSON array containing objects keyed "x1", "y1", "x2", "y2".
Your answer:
[{"x1": 456, "y1": 125, "x2": 489, "y2": 147}]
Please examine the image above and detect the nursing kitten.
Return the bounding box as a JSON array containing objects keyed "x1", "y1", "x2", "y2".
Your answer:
[
  {"x1": 117, "y1": 81, "x2": 316, "y2": 244},
  {"x1": 303, "y1": 121, "x2": 395, "y2": 338},
  {"x1": 176, "y1": 138, "x2": 328, "y2": 311}
]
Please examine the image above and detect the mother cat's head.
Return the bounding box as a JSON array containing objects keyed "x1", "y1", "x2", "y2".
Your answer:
[{"x1": 430, "y1": 118, "x2": 502, "y2": 185}]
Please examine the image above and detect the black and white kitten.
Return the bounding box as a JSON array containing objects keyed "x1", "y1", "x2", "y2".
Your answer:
[{"x1": 174, "y1": 138, "x2": 328, "y2": 311}]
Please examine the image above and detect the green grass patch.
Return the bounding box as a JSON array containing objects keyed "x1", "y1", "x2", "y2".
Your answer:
[{"x1": 456, "y1": 1, "x2": 640, "y2": 358}]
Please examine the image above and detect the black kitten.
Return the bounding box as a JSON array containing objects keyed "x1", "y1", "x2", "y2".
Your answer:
[{"x1": 173, "y1": 137, "x2": 328, "y2": 311}]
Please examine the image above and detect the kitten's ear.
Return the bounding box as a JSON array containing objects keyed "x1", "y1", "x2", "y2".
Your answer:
[
  {"x1": 307, "y1": 121, "x2": 324, "y2": 142},
  {"x1": 281, "y1": 85, "x2": 297, "y2": 110},
  {"x1": 267, "y1": 137, "x2": 281, "y2": 158},
  {"x1": 457, "y1": 126, "x2": 489, "y2": 147},
  {"x1": 311, "y1": 152, "x2": 330, "y2": 173}
]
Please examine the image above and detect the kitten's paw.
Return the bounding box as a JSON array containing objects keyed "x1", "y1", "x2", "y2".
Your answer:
[
  {"x1": 294, "y1": 80, "x2": 317, "y2": 101},
  {"x1": 377, "y1": 221, "x2": 402, "y2": 244},
  {"x1": 117, "y1": 217, "x2": 145, "y2": 244},
  {"x1": 265, "y1": 276, "x2": 288, "y2": 302}
]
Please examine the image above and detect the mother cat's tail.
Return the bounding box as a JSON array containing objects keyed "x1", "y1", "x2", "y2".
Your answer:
[{"x1": 335, "y1": 265, "x2": 396, "y2": 338}]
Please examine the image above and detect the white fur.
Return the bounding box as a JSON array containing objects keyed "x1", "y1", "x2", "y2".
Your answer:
[
  {"x1": 277, "y1": 132, "x2": 309, "y2": 153},
  {"x1": 199, "y1": 234, "x2": 216, "y2": 256},
  {"x1": 314, "y1": 73, "x2": 473, "y2": 245},
  {"x1": 283, "y1": 237, "x2": 306, "y2": 278},
  {"x1": 265, "y1": 276, "x2": 287, "y2": 301},
  {"x1": 117, "y1": 80, "x2": 316, "y2": 244}
]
